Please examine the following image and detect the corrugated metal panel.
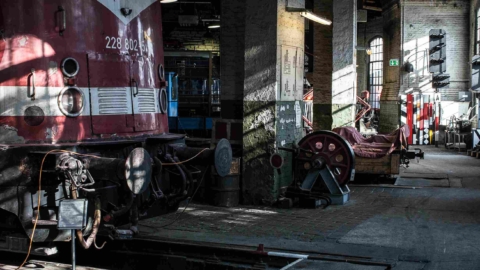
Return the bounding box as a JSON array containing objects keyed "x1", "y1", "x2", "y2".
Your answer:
[
  {"x1": 98, "y1": 88, "x2": 129, "y2": 115},
  {"x1": 136, "y1": 88, "x2": 156, "y2": 113}
]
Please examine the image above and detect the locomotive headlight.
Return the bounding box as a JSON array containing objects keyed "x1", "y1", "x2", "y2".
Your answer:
[{"x1": 58, "y1": 87, "x2": 85, "y2": 117}]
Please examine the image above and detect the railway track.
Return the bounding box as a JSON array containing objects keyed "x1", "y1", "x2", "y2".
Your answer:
[{"x1": 1, "y1": 237, "x2": 395, "y2": 269}]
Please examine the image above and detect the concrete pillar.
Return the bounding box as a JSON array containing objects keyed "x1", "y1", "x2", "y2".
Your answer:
[
  {"x1": 242, "y1": 0, "x2": 305, "y2": 204},
  {"x1": 331, "y1": 0, "x2": 357, "y2": 128}
]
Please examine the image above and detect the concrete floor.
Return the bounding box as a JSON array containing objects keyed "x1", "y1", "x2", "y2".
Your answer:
[{"x1": 139, "y1": 145, "x2": 480, "y2": 270}]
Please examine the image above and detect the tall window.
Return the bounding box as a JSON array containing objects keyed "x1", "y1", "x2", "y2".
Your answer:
[
  {"x1": 476, "y1": 9, "x2": 480, "y2": 55},
  {"x1": 368, "y1": 37, "x2": 383, "y2": 110}
]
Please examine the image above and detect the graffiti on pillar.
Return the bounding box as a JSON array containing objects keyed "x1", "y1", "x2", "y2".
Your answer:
[
  {"x1": 281, "y1": 46, "x2": 304, "y2": 101},
  {"x1": 277, "y1": 101, "x2": 303, "y2": 147},
  {"x1": 295, "y1": 101, "x2": 301, "y2": 128}
]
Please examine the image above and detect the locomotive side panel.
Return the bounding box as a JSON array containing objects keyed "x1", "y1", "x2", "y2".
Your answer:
[{"x1": 0, "y1": 0, "x2": 167, "y2": 144}]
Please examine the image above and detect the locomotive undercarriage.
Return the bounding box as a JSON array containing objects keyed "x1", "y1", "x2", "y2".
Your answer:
[{"x1": 0, "y1": 135, "x2": 232, "y2": 254}]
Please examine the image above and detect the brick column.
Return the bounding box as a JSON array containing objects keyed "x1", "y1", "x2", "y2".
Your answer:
[
  {"x1": 308, "y1": 0, "x2": 333, "y2": 130},
  {"x1": 378, "y1": 1, "x2": 401, "y2": 133},
  {"x1": 308, "y1": 0, "x2": 356, "y2": 130},
  {"x1": 220, "y1": 0, "x2": 246, "y2": 119},
  {"x1": 242, "y1": 0, "x2": 305, "y2": 204},
  {"x1": 331, "y1": 0, "x2": 357, "y2": 128}
]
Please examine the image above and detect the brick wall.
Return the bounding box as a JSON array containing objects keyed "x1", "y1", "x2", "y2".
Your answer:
[{"x1": 401, "y1": 0, "x2": 470, "y2": 101}]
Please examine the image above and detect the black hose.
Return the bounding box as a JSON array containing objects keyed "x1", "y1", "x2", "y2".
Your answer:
[
  {"x1": 165, "y1": 154, "x2": 187, "y2": 203},
  {"x1": 110, "y1": 192, "x2": 135, "y2": 218},
  {"x1": 174, "y1": 156, "x2": 194, "y2": 195},
  {"x1": 130, "y1": 196, "x2": 139, "y2": 234}
]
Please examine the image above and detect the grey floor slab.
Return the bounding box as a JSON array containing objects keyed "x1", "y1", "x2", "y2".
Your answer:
[{"x1": 394, "y1": 178, "x2": 450, "y2": 187}]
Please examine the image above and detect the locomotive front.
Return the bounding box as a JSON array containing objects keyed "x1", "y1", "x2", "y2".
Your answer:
[{"x1": 0, "y1": 0, "x2": 231, "y2": 253}]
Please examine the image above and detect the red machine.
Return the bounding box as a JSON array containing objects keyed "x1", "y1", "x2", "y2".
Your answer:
[{"x1": 0, "y1": 0, "x2": 231, "y2": 254}]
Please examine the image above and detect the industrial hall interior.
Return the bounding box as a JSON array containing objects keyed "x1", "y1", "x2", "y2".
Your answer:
[{"x1": 2, "y1": 0, "x2": 480, "y2": 269}]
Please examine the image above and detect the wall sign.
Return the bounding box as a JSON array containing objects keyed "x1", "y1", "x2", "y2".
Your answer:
[{"x1": 389, "y1": 59, "x2": 399, "y2": 66}]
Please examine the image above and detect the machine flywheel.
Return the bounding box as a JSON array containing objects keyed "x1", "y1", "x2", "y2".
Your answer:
[{"x1": 295, "y1": 130, "x2": 355, "y2": 186}]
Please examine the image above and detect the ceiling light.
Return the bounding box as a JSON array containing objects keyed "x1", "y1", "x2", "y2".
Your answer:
[
  {"x1": 160, "y1": 0, "x2": 177, "y2": 3},
  {"x1": 300, "y1": 11, "x2": 332, "y2": 25},
  {"x1": 208, "y1": 24, "x2": 220, "y2": 29}
]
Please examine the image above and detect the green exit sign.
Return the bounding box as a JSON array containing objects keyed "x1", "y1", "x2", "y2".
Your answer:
[{"x1": 389, "y1": 59, "x2": 399, "y2": 66}]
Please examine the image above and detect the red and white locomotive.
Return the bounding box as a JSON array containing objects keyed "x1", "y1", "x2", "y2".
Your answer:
[{"x1": 0, "y1": 0, "x2": 231, "y2": 253}]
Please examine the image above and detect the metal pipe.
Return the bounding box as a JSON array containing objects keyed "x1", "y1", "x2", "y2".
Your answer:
[
  {"x1": 71, "y1": 229, "x2": 76, "y2": 270},
  {"x1": 169, "y1": 145, "x2": 215, "y2": 165},
  {"x1": 280, "y1": 258, "x2": 305, "y2": 270},
  {"x1": 174, "y1": 1, "x2": 212, "y2": 4},
  {"x1": 84, "y1": 157, "x2": 126, "y2": 182},
  {"x1": 268, "y1": 252, "x2": 309, "y2": 259}
]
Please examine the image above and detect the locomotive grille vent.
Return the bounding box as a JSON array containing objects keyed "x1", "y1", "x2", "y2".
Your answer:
[
  {"x1": 136, "y1": 88, "x2": 156, "y2": 113},
  {"x1": 97, "y1": 88, "x2": 129, "y2": 115}
]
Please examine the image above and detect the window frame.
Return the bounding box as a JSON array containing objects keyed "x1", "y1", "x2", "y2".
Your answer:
[
  {"x1": 476, "y1": 8, "x2": 480, "y2": 55},
  {"x1": 367, "y1": 36, "x2": 383, "y2": 110}
]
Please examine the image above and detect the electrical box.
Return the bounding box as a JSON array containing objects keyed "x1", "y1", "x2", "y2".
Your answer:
[
  {"x1": 357, "y1": 10, "x2": 367, "y2": 23},
  {"x1": 57, "y1": 199, "x2": 88, "y2": 230}
]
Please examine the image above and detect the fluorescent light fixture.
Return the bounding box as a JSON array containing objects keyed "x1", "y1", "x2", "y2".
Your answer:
[
  {"x1": 160, "y1": 0, "x2": 177, "y2": 3},
  {"x1": 300, "y1": 11, "x2": 332, "y2": 25},
  {"x1": 208, "y1": 24, "x2": 220, "y2": 29}
]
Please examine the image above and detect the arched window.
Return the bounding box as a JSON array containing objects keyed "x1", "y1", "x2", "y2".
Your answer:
[
  {"x1": 476, "y1": 8, "x2": 480, "y2": 55},
  {"x1": 368, "y1": 37, "x2": 383, "y2": 109}
]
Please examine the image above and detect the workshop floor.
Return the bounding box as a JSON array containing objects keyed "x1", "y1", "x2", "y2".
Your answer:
[{"x1": 139, "y1": 145, "x2": 480, "y2": 270}]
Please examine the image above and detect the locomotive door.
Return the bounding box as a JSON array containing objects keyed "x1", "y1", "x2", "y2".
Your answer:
[
  {"x1": 131, "y1": 56, "x2": 157, "y2": 131},
  {"x1": 87, "y1": 53, "x2": 134, "y2": 134}
]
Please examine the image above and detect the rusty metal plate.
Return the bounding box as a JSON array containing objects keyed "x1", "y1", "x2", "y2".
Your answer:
[
  {"x1": 125, "y1": 148, "x2": 152, "y2": 194},
  {"x1": 214, "y1": 139, "x2": 232, "y2": 177}
]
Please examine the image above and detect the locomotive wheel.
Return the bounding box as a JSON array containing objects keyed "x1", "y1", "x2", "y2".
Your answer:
[{"x1": 296, "y1": 130, "x2": 355, "y2": 186}]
